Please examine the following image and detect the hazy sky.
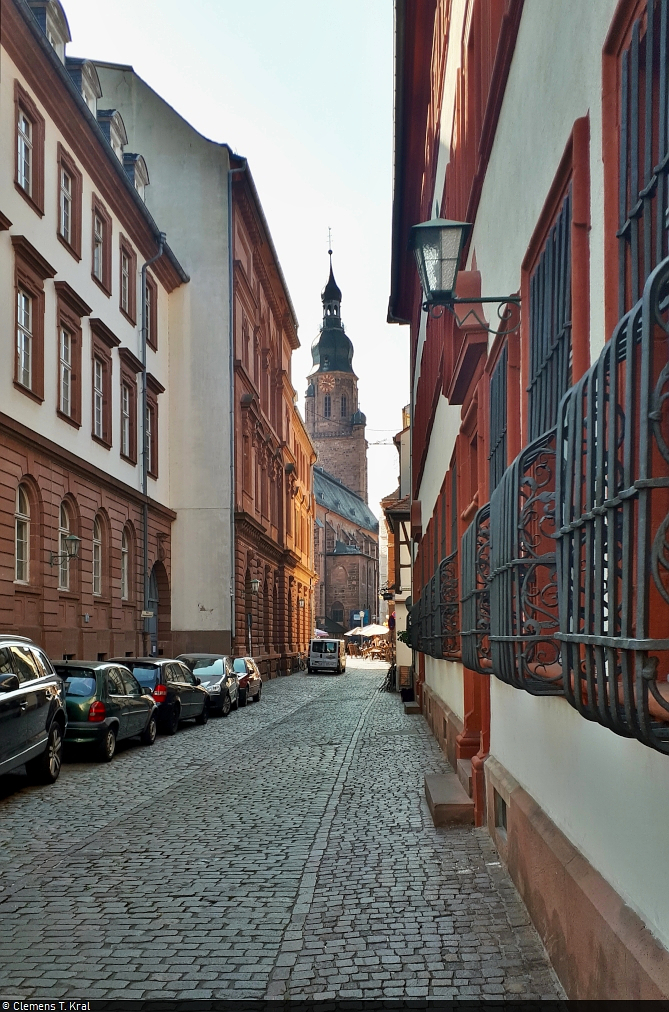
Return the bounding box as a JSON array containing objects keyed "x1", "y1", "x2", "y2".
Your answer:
[{"x1": 62, "y1": 0, "x2": 409, "y2": 517}]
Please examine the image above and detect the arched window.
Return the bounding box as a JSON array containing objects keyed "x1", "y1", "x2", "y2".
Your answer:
[
  {"x1": 324, "y1": 394, "x2": 331, "y2": 418},
  {"x1": 92, "y1": 516, "x2": 102, "y2": 596},
  {"x1": 15, "y1": 485, "x2": 30, "y2": 583},
  {"x1": 59, "y1": 503, "x2": 70, "y2": 590},
  {"x1": 121, "y1": 528, "x2": 129, "y2": 601}
]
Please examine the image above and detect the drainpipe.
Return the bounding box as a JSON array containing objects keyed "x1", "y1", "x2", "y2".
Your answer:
[
  {"x1": 227, "y1": 157, "x2": 248, "y2": 652},
  {"x1": 140, "y1": 234, "x2": 165, "y2": 655}
]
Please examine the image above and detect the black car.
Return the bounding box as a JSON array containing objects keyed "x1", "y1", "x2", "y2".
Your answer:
[
  {"x1": 0, "y1": 635, "x2": 66, "y2": 784},
  {"x1": 111, "y1": 658, "x2": 210, "y2": 734},
  {"x1": 177, "y1": 654, "x2": 239, "y2": 716},
  {"x1": 55, "y1": 661, "x2": 158, "y2": 762}
]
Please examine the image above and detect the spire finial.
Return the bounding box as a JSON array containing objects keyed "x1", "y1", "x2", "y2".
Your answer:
[{"x1": 327, "y1": 226, "x2": 333, "y2": 265}]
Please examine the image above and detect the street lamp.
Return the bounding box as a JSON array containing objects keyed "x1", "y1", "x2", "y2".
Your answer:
[
  {"x1": 298, "y1": 597, "x2": 305, "y2": 608},
  {"x1": 409, "y1": 217, "x2": 521, "y2": 333},
  {"x1": 250, "y1": 578, "x2": 260, "y2": 595},
  {"x1": 49, "y1": 534, "x2": 82, "y2": 567}
]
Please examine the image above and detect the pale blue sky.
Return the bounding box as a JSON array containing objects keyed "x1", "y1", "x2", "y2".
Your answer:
[{"x1": 63, "y1": 0, "x2": 409, "y2": 516}]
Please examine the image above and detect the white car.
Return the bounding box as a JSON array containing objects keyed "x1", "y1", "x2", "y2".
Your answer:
[{"x1": 308, "y1": 638, "x2": 346, "y2": 674}]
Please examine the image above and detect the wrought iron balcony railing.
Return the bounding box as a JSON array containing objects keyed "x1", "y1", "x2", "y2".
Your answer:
[
  {"x1": 555, "y1": 255, "x2": 669, "y2": 752},
  {"x1": 489, "y1": 428, "x2": 563, "y2": 695},
  {"x1": 409, "y1": 551, "x2": 460, "y2": 660},
  {"x1": 460, "y1": 503, "x2": 492, "y2": 673}
]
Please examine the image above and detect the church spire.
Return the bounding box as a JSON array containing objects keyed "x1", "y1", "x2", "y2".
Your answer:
[{"x1": 322, "y1": 250, "x2": 342, "y2": 321}]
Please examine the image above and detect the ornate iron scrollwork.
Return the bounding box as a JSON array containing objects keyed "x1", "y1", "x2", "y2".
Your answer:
[
  {"x1": 439, "y1": 549, "x2": 460, "y2": 660},
  {"x1": 489, "y1": 429, "x2": 563, "y2": 695},
  {"x1": 461, "y1": 503, "x2": 492, "y2": 673},
  {"x1": 556, "y1": 255, "x2": 669, "y2": 753}
]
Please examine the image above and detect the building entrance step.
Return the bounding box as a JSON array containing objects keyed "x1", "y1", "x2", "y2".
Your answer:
[
  {"x1": 403, "y1": 700, "x2": 421, "y2": 714},
  {"x1": 424, "y1": 772, "x2": 475, "y2": 827},
  {"x1": 457, "y1": 757, "x2": 472, "y2": 797}
]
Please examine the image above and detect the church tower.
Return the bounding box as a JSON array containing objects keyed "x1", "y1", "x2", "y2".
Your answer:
[{"x1": 305, "y1": 256, "x2": 368, "y2": 502}]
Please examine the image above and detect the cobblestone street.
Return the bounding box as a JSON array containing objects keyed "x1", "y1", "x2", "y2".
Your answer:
[{"x1": 0, "y1": 661, "x2": 563, "y2": 1000}]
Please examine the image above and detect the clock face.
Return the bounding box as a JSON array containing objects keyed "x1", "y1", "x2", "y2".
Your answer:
[{"x1": 320, "y1": 375, "x2": 335, "y2": 393}]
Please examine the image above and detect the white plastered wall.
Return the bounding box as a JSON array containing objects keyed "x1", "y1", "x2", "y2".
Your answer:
[{"x1": 97, "y1": 66, "x2": 233, "y2": 638}]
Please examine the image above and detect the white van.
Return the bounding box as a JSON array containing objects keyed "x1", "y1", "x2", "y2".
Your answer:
[{"x1": 308, "y1": 638, "x2": 346, "y2": 674}]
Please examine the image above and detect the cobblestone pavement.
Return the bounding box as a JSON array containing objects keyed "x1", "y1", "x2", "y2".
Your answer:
[{"x1": 0, "y1": 661, "x2": 564, "y2": 999}]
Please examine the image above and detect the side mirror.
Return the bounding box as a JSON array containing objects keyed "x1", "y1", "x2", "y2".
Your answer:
[
  {"x1": 194, "y1": 676, "x2": 201, "y2": 685},
  {"x1": 0, "y1": 674, "x2": 20, "y2": 693}
]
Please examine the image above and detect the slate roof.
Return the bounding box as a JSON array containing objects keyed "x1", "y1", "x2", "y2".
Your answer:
[{"x1": 314, "y1": 467, "x2": 379, "y2": 534}]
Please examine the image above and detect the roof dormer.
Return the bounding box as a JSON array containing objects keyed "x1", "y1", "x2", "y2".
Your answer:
[
  {"x1": 27, "y1": 0, "x2": 71, "y2": 62},
  {"x1": 66, "y1": 58, "x2": 102, "y2": 116},
  {"x1": 123, "y1": 154, "x2": 150, "y2": 201},
  {"x1": 96, "y1": 109, "x2": 128, "y2": 162}
]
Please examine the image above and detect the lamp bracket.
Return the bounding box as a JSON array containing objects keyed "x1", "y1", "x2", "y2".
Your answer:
[
  {"x1": 423, "y1": 295, "x2": 521, "y2": 336},
  {"x1": 49, "y1": 552, "x2": 70, "y2": 568}
]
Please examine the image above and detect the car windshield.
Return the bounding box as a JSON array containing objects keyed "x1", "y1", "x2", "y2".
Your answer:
[
  {"x1": 125, "y1": 665, "x2": 160, "y2": 687},
  {"x1": 192, "y1": 659, "x2": 225, "y2": 677},
  {"x1": 57, "y1": 669, "x2": 97, "y2": 697},
  {"x1": 233, "y1": 659, "x2": 247, "y2": 673}
]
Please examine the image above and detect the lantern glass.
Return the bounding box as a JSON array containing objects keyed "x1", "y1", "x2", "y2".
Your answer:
[
  {"x1": 65, "y1": 534, "x2": 81, "y2": 559},
  {"x1": 409, "y1": 218, "x2": 471, "y2": 303},
  {"x1": 250, "y1": 578, "x2": 260, "y2": 595}
]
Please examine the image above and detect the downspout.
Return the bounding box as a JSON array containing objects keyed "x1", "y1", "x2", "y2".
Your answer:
[
  {"x1": 227, "y1": 157, "x2": 248, "y2": 652},
  {"x1": 141, "y1": 234, "x2": 165, "y2": 655}
]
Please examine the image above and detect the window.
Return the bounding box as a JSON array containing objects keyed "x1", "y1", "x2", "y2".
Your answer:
[
  {"x1": 15, "y1": 485, "x2": 30, "y2": 583},
  {"x1": 14, "y1": 82, "x2": 44, "y2": 215},
  {"x1": 16, "y1": 289, "x2": 32, "y2": 390},
  {"x1": 527, "y1": 190, "x2": 572, "y2": 440},
  {"x1": 119, "y1": 238, "x2": 137, "y2": 323},
  {"x1": 341, "y1": 395, "x2": 347, "y2": 418},
  {"x1": 92, "y1": 517, "x2": 102, "y2": 596},
  {"x1": 59, "y1": 502, "x2": 70, "y2": 591},
  {"x1": 145, "y1": 273, "x2": 158, "y2": 350},
  {"x1": 60, "y1": 168, "x2": 71, "y2": 245},
  {"x1": 89, "y1": 319, "x2": 118, "y2": 448},
  {"x1": 12, "y1": 235, "x2": 54, "y2": 402},
  {"x1": 57, "y1": 146, "x2": 82, "y2": 258},
  {"x1": 489, "y1": 345, "x2": 508, "y2": 493},
  {"x1": 91, "y1": 198, "x2": 112, "y2": 294},
  {"x1": 93, "y1": 358, "x2": 104, "y2": 440},
  {"x1": 55, "y1": 282, "x2": 89, "y2": 426},
  {"x1": 145, "y1": 373, "x2": 164, "y2": 478},
  {"x1": 59, "y1": 328, "x2": 71, "y2": 417},
  {"x1": 121, "y1": 383, "x2": 131, "y2": 457},
  {"x1": 146, "y1": 404, "x2": 156, "y2": 475},
  {"x1": 17, "y1": 110, "x2": 32, "y2": 195},
  {"x1": 121, "y1": 529, "x2": 129, "y2": 601},
  {"x1": 324, "y1": 394, "x2": 331, "y2": 418}
]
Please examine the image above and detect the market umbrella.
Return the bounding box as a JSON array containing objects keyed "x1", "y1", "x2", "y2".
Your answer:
[
  {"x1": 314, "y1": 628, "x2": 329, "y2": 637},
  {"x1": 360, "y1": 623, "x2": 390, "y2": 637},
  {"x1": 345, "y1": 626, "x2": 365, "y2": 636}
]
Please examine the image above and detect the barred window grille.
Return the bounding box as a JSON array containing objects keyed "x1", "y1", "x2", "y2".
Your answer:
[
  {"x1": 528, "y1": 190, "x2": 572, "y2": 440},
  {"x1": 489, "y1": 346, "x2": 508, "y2": 492},
  {"x1": 556, "y1": 254, "x2": 669, "y2": 753},
  {"x1": 489, "y1": 429, "x2": 562, "y2": 695},
  {"x1": 440, "y1": 550, "x2": 460, "y2": 660},
  {"x1": 460, "y1": 503, "x2": 492, "y2": 673},
  {"x1": 618, "y1": 0, "x2": 669, "y2": 314}
]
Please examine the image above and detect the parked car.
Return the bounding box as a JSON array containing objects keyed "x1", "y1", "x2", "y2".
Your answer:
[
  {"x1": 308, "y1": 638, "x2": 346, "y2": 674},
  {"x1": 54, "y1": 661, "x2": 158, "y2": 763},
  {"x1": 111, "y1": 658, "x2": 210, "y2": 734},
  {"x1": 0, "y1": 635, "x2": 66, "y2": 784},
  {"x1": 177, "y1": 654, "x2": 239, "y2": 715},
  {"x1": 232, "y1": 656, "x2": 262, "y2": 706}
]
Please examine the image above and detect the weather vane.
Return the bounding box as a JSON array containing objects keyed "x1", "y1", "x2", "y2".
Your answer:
[{"x1": 328, "y1": 226, "x2": 333, "y2": 259}]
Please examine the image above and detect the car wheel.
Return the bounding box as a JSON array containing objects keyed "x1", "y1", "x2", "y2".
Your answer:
[
  {"x1": 26, "y1": 721, "x2": 63, "y2": 784},
  {"x1": 252, "y1": 684, "x2": 262, "y2": 703},
  {"x1": 163, "y1": 704, "x2": 180, "y2": 736},
  {"x1": 141, "y1": 714, "x2": 157, "y2": 746},
  {"x1": 96, "y1": 727, "x2": 116, "y2": 763},
  {"x1": 221, "y1": 692, "x2": 232, "y2": 717},
  {"x1": 231, "y1": 691, "x2": 239, "y2": 710},
  {"x1": 195, "y1": 699, "x2": 210, "y2": 726},
  {"x1": 238, "y1": 688, "x2": 247, "y2": 707}
]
